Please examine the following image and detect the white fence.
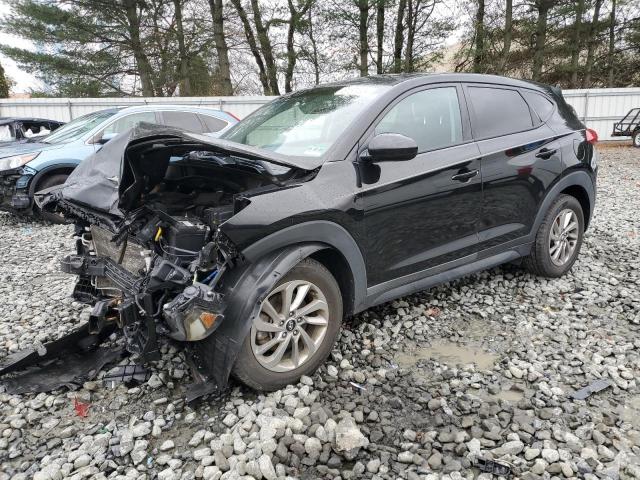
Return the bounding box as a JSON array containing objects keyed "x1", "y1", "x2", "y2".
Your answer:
[
  {"x1": 563, "y1": 88, "x2": 640, "y2": 141},
  {"x1": 0, "y1": 96, "x2": 274, "y2": 122},
  {"x1": 1, "y1": 87, "x2": 639, "y2": 140}
]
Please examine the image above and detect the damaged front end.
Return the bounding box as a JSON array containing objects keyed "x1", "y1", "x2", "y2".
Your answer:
[{"x1": 17, "y1": 125, "x2": 315, "y2": 397}]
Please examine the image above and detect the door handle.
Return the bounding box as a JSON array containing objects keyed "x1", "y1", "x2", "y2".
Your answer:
[
  {"x1": 451, "y1": 169, "x2": 479, "y2": 182},
  {"x1": 535, "y1": 148, "x2": 557, "y2": 159}
]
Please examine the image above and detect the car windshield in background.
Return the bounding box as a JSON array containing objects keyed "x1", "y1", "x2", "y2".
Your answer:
[
  {"x1": 222, "y1": 84, "x2": 390, "y2": 158},
  {"x1": 43, "y1": 110, "x2": 118, "y2": 145}
]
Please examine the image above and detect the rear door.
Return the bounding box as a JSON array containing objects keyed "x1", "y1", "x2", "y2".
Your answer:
[
  {"x1": 464, "y1": 84, "x2": 563, "y2": 250},
  {"x1": 359, "y1": 84, "x2": 483, "y2": 287}
]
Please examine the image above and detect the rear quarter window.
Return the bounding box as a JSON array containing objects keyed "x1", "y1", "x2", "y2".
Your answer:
[
  {"x1": 522, "y1": 91, "x2": 555, "y2": 122},
  {"x1": 467, "y1": 86, "x2": 534, "y2": 139},
  {"x1": 161, "y1": 111, "x2": 205, "y2": 133},
  {"x1": 198, "y1": 114, "x2": 228, "y2": 132}
]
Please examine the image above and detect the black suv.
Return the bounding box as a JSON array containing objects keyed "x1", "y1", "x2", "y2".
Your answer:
[{"x1": 42, "y1": 74, "x2": 597, "y2": 392}]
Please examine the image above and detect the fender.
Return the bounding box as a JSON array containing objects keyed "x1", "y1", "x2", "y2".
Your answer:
[
  {"x1": 531, "y1": 169, "x2": 596, "y2": 236},
  {"x1": 240, "y1": 220, "x2": 368, "y2": 312},
  {"x1": 198, "y1": 243, "x2": 327, "y2": 387},
  {"x1": 27, "y1": 162, "x2": 78, "y2": 196}
]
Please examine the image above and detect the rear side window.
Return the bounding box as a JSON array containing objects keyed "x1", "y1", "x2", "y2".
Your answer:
[
  {"x1": 522, "y1": 91, "x2": 555, "y2": 122},
  {"x1": 161, "y1": 111, "x2": 204, "y2": 133},
  {"x1": 375, "y1": 86, "x2": 463, "y2": 152},
  {"x1": 467, "y1": 87, "x2": 533, "y2": 138},
  {"x1": 198, "y1": 114, "x2": 228, "y2": 132}
]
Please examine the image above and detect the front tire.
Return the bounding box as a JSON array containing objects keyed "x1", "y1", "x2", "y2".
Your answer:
[
  {"x1": 524, "y1": 194, "x2": 584, "y2": 277},
  {"x1": 232, "y1": 258, "x2": 343, "y2": 391},
  {"x1": 35, "y1": 173, "x2": 69, "y2": 224}
]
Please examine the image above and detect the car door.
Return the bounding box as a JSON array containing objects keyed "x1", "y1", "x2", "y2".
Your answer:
[
  {"x1": 357, "y1": 84, "x2": 483, "y2": 287},
  {"x1": 464, "y1": 85, "x2": 563, "y2": 250}
]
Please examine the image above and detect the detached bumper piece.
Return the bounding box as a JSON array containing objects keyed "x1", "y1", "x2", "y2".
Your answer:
[
  {"x1": 0, "y1": 171, "x2": 32, "y2": 213},
  {"x1": 0, "y1": 322, "x2": 123, "y2": 394}
]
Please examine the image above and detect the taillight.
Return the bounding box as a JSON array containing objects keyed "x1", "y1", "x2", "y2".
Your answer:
[
  {"x1": 224, "y1": 110, "x2": 241, "y2": 122},
  {"x1": 586, "y1": 128, "x2": 598, "y2": 144}
]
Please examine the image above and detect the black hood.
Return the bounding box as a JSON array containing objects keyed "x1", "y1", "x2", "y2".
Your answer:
[{"x1": 54, "y1": 123, "x2": 310, "y2": 216}]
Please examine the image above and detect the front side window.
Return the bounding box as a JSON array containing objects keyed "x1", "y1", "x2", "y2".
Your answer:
[
  {"x1": 467, "y1": 87, "x2": 533, "y2": 138},
  {"x1": 375, "y1": 87, "x2": 463, "y2": 153},
  {"x1": 102, "y1": 111, "x2": 158, "y2": 135},
  {"x1": 44, "y1": 110, "x2": 118, "y2": 144},
  {"x1": 222, "y1": 84, "x2": 391, "y2": 159}
]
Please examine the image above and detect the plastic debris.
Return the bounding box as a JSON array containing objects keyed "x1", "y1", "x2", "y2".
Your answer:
[
  {"x1": 73, "y1": 397, "x2": 90, "y2": 417},
  {"x1": 102, "y1": 364, "x2": 149, "y2": 388},
  {"x1": 570, "y1": 379, "x2": 613, "y2": 400},
  {"x1": 476, "y1": 457, "x2": 512, "y2": 476},
  {"x1": 349, "y1": 381, "x2": 367, "y2": 392}
]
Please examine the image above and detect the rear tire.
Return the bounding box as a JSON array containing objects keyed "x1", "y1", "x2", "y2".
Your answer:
[
  {"x1": 524, "y1": 194, "x2": 584, "y2": 277},
  {"x1": 230, "y1": 258, "x2": 343, "y2": 391},
  {"x1": 35, "y1": 173, "x2": 69, "y2": 224},
  {"x1": 633, "y1": 130, "x2": 640, "y2": 148}
]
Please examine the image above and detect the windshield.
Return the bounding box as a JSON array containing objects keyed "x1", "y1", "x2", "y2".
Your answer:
[
  {"x1": 44, "y1": 110, "x2": 118, "y2": 145},
  {"x1": 222, "y1": 84, "x2": 390, "y2": 158}
]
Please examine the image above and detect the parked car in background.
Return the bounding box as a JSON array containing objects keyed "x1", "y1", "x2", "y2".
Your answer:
[
  {"x1": 0, "y1": 117, "x2": 65, "y2": 144},
  {"x1": 0, "y1": 105, "x2": 238, "y2": 221},
  {"x1": 612, "y1": 107, "x2": 640, "y2": 147},
  {"x1": 43, "y1": 74, "x2": 598, "y2": 392}
]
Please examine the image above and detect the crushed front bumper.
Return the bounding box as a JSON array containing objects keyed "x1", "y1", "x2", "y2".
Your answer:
[{"x1": 0, "y1": 167, "x2": 34, "y2": 213}]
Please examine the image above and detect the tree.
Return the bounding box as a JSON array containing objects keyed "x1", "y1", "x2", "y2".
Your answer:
[
  {"x1": 208, "y1": 0, "x2": 233, "y2": 95},
  {"x1": 284, "y1": 0, "x2": 314, "y2": 92},
  {"x1": 0, "y1": 62, "x2": 9, "y2": 98},
  {"x1": 473, "y1": 0, "x2": 485, "y2": 73},
  {"x1": 376, "y1": 0, "x2": 385, "y2": 74},
  {"x1": 393, "y1": 0, "x2": 407, "y2": 72},
  {"x1": 532, "y1": 0, "x2": 553, "y2": 81},
  {"x1": 583, "y1": 0, "x2": 604, "y2": 87},
  {"x1": 497, "y1": 0, "x2": 512, "y2": 74},
  {"x1": 607, "y1": 0, "x2": 616, "y2": 86},
  {"x1": 570, "y1": 0, "x2": 585, "y2": 88}
]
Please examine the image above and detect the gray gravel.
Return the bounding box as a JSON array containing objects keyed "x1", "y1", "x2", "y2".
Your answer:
[{"x1": 0, "y1": 147, "x2": 639, "y2": 480}]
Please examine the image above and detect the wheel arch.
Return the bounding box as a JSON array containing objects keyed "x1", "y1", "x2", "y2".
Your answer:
[
  {"x1": 533, "y1": 170, "x2": 596, "y2": 235},
  {"x1": 28, "y1": 163, "x2": 77, "y2": 196}
]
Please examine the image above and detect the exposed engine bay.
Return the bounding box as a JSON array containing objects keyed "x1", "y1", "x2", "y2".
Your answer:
[{"x1": 6, "y1": 126, "x2": 316, "y2": 397}]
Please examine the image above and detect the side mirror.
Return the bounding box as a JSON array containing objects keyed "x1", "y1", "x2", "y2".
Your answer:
[
  {"x1": 363, "y1": 133, "x2": 418, "y2": 162},
  {"x1": 90, "y1": 132, "x2": 117, "y2": 145}
]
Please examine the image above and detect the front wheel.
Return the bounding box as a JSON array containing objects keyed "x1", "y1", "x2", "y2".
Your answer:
[
  {"x1": 232, "y1": 258, "x2": 343, "y2": 391},
  {"x1": 633, "y1": 130, "x2": 640, "y2": 148},
  {"x1": 524, "y1": 194, "x2": 584, "y2": 277},
  {"x1": 35, "y1": 173, "x2": 69, "y2": 224}
]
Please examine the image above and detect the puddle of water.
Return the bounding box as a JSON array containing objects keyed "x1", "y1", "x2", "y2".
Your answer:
[
  {"x1": 395, "y1": 342, "x2": 498, "y2": 370},
  {"x1": 493, "y1": 389, "x2": 524, "y2": 402}
]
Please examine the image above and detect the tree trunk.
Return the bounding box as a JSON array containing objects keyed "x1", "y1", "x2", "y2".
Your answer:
[
  {"x1": 473, "y1": 0, "x2": 485, "y2": 73},
  {"x1": 393, "y1": 0, "x2": 406, "y2": 73},
  {"x1": 498, "y1": 0, "x2": 512, "y2": 74},
  {"x1": 582, "y1": 0, "x2": 603, "y2": 88},
  {"x1": 123, "y1": 0, "x2": 155, "y2": 96},
  {"x1": 403, "y1": 0, "x2": 414, "y2": 72},
  {"x1": 376, "y1": 0, "x2": 385, "y2": 74},
  {"x1": 307, "y1": 7, "x2": 320, "y2": 84},
  {"x1": 173, "y1": 0, "x2": 190, "y2": 96},
  {"x1": 284, "y1": 1, "x2": 312, "y2": 93},
  {"x1": 251, "y1": 0, "x2": 280, "y2": 95},
  {"x1": 229, "y1": 0, "x2": 270, "y2": 94},
  {"x1": 570, "y1": 0, "x2": 584, "y2": 88},
  {"x1": 532, "y1": 0, "x2": 551, "y2": 82},
  {"x1": 607, "y1": 0, "x2": 616, "y2": 87},
  {"x1": 358, "y1": 0, "x2": 369, "y2": 76},
  {"x1": 209, "y1": 0, "x2": 234, "y2": 95}
]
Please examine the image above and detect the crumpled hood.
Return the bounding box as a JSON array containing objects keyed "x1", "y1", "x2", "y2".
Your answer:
[{"x1": 48, "y1": 123, "x2": 309, "y2": 216}]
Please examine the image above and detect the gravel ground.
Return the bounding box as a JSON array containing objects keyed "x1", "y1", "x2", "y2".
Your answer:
[{"x1": 0, "y1": 147, "x2": 639, "y2": 480}]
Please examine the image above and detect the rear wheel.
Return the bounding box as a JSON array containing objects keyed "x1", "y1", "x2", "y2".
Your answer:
[
  {"x1": 231, "y1": 258, "x2": 343, "y2": 391},
  {"x1": 524, "y1": 194, "x2": 584, "y2": 277},
  {"x1": 633, "y1": 130, "x2": 640, "y2": 148},
  {"x1": 35, "y1": 173, "x2": 69, "y2": 224}
]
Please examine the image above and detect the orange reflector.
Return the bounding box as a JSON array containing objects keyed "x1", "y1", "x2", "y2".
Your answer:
[{"x1": 200, "y1": 312, "x2": 218, "y2": 329}]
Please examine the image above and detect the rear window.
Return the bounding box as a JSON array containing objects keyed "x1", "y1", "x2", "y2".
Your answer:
[
  {"x1": 198, "y1": 114, "x2": 228, "y2": 132},
  {"x1": 467, "y1": 87, "x2": 533, "y2": 138},
  {"x1": 522, "y1": 91, "x2": 555, "y2": 122},
  {"x1": 161, "y1": 111, "x2": 204, "y2": 133}
]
